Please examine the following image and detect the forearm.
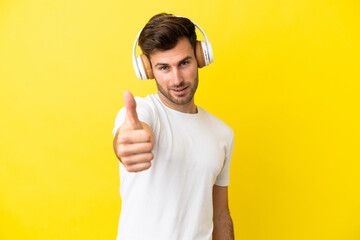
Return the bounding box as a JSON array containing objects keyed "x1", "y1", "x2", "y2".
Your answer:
[{"x1": 212, "y1": 210, "x2": 234, "y2": 240}]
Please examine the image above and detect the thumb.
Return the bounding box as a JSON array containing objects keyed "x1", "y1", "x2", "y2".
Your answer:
[{"x1": 123, "y1": 91, "x2": 143, "y2": 130}]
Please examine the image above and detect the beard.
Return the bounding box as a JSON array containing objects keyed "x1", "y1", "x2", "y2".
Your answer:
[{"x1": 155, "y1": 74, "x2": 199, "y2": 106}]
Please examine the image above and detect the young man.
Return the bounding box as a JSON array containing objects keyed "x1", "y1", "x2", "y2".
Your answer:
[{"x1": 112, "y1": 13, "x2": 234, "y2": 240}]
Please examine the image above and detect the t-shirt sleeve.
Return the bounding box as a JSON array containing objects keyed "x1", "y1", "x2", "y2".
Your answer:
[
  {"x1": 112, "y1": 96, "x2": 155, "y2": 136},
  {"x1": 214, "y1": 130, "x2": 234, "y2": 186}
]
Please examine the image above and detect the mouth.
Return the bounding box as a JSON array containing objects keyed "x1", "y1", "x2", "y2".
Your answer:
[{"x1": 171, "y1": 86, "x2": 188, "y2": 95}]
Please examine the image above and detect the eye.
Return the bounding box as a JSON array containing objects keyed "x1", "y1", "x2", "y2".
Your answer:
[
  {"x1": 159, "y1": 66, "x2": 168, "y2": 71},
  {"x1": 180, "y1": 61, "x2": 189, "y2": 66}
]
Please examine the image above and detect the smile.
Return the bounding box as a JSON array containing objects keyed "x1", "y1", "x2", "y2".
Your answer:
[{"x1": 171, "y1": 86, "x2": 188, "y2": 95}]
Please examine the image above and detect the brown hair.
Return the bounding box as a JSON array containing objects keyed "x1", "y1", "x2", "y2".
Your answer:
[{"x1": 138, "y1": 13, "x2": 197, "y2": 58}]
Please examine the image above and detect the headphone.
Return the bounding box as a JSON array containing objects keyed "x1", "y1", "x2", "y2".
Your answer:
[{"x1": 132, "y1": 16, "x2": 214, "y2": 80}]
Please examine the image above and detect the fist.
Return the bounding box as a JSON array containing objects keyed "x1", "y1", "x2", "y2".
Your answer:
[{"x1": 113, "y1": 91, "x2": 154, "y2": 172}]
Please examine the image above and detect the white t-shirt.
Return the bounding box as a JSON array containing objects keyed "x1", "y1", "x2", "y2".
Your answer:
[{"x1": 112, "y1": 94, "x2": 234, "y2": 240}]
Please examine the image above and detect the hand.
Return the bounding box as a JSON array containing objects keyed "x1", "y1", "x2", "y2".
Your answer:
[{"x1": 113, "y1": 91, "x2": 154, "y2": 172}]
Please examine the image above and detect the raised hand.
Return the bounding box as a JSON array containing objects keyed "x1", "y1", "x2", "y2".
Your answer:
[{"x1": 113, "y1": 91, "x2": 154, "y2": 172}]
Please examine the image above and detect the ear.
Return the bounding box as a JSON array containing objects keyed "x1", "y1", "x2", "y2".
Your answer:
[{"x1": 195, "y1": 41, "x2": 206, "y2": 68}]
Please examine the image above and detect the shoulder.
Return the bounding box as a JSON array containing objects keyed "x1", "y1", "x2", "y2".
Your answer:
[
  {"x1": 199, "y1": 107, "x2": 234, "y2": 139},
  {"x1": 134, "y1": 94, "x2": 162, "y2": 129},
  {"x1": 128, "y1": 94, "x2": 158, "y2": 113},
  {"x1": 133, "y1": 94, "x2": 155, "y2": 107}
]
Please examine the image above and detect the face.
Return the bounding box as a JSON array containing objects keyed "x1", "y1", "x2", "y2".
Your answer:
[{"x1": 149, "y1": 37, "x2": 199, "y2": 113}]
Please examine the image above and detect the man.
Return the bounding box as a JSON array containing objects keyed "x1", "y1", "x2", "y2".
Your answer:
[{"x1": 112, "y1": 13, "x2": 234, "y2": 240}]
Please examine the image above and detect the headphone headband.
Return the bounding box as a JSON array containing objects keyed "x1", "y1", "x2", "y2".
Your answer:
[{"x1": 132, "y1": 16, "x2": 213, "y2": 80}]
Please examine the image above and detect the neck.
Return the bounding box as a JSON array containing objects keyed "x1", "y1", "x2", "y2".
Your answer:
[{"x1": 157, "y1": 93, "x2": 198, "y2": 114}]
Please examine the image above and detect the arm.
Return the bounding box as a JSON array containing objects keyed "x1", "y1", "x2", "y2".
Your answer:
[{"x1": 212, "y1": 185, "x2": 234, "y2": 240}]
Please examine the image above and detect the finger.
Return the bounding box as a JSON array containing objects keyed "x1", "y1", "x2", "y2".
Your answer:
[
  {"x1": 125, "y1": 161, "x2": 152, "y2": 172},
  {"x1": 123, "y1": 91, "x2": 142, "y2": 130},
  {"x1": 117, "y1": 130, "x2": 152, "y2": 144},
  {"x1": 121, "y1": 152, "x2": 154, "y2": 166},
  {"x1": 117, "y1": 142, "x2": 153, "y2": 157}
]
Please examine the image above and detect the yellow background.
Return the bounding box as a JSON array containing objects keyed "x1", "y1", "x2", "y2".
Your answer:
[{"x1": 1, "y1": 0, "x2": 359, "y2": 239}]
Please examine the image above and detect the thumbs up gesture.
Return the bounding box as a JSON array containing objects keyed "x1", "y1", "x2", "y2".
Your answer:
[{"x1": 113, "y1": 91, "x2": 154, "y2": 172}]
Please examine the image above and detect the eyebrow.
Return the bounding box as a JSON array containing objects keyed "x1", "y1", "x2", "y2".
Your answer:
[{"x1": 154, "y1": 56, "x2": 193, "y2": 68}]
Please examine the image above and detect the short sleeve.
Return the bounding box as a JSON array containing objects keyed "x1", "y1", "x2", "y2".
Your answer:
[
  {"x1": 112, "y1": 96, "x2": 156, "y2": 136},
  {"x1": 214, "y1": 130, "x2": 234, "y2": 186}
]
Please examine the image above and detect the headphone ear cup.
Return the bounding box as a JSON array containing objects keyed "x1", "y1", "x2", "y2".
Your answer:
[
  {"x1": 200, "y1": 41, "x2": 210, "y2": 66},
  {"x1": 140, "y1": 54, "x2": 154, "y2": 79},
  {"x1": 136, "y1": 54, "x2": 154, "y2": 80},
  {"x1": 195, "y1": 41, "x2": 206, "y2": 68},
  {"x1": 133, "y1": 57, "x2": 142, "y2": 80},
  {"x1": 136, "y1": 55, "x2": 147, "y2": 80}
]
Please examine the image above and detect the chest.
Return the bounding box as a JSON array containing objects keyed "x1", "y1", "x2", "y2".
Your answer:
[{"x1": 153, "y1": 113, "x2": 226, "y2": 181}]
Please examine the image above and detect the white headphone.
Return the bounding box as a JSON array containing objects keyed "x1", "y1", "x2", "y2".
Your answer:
[{"x1": 132, "y1": 16, "x2": 214, "y2": 80}]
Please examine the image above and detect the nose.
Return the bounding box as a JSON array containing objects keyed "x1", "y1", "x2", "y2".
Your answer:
[{"x1": 172, "y1": 68, "x2": 183, "y2": 86}]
